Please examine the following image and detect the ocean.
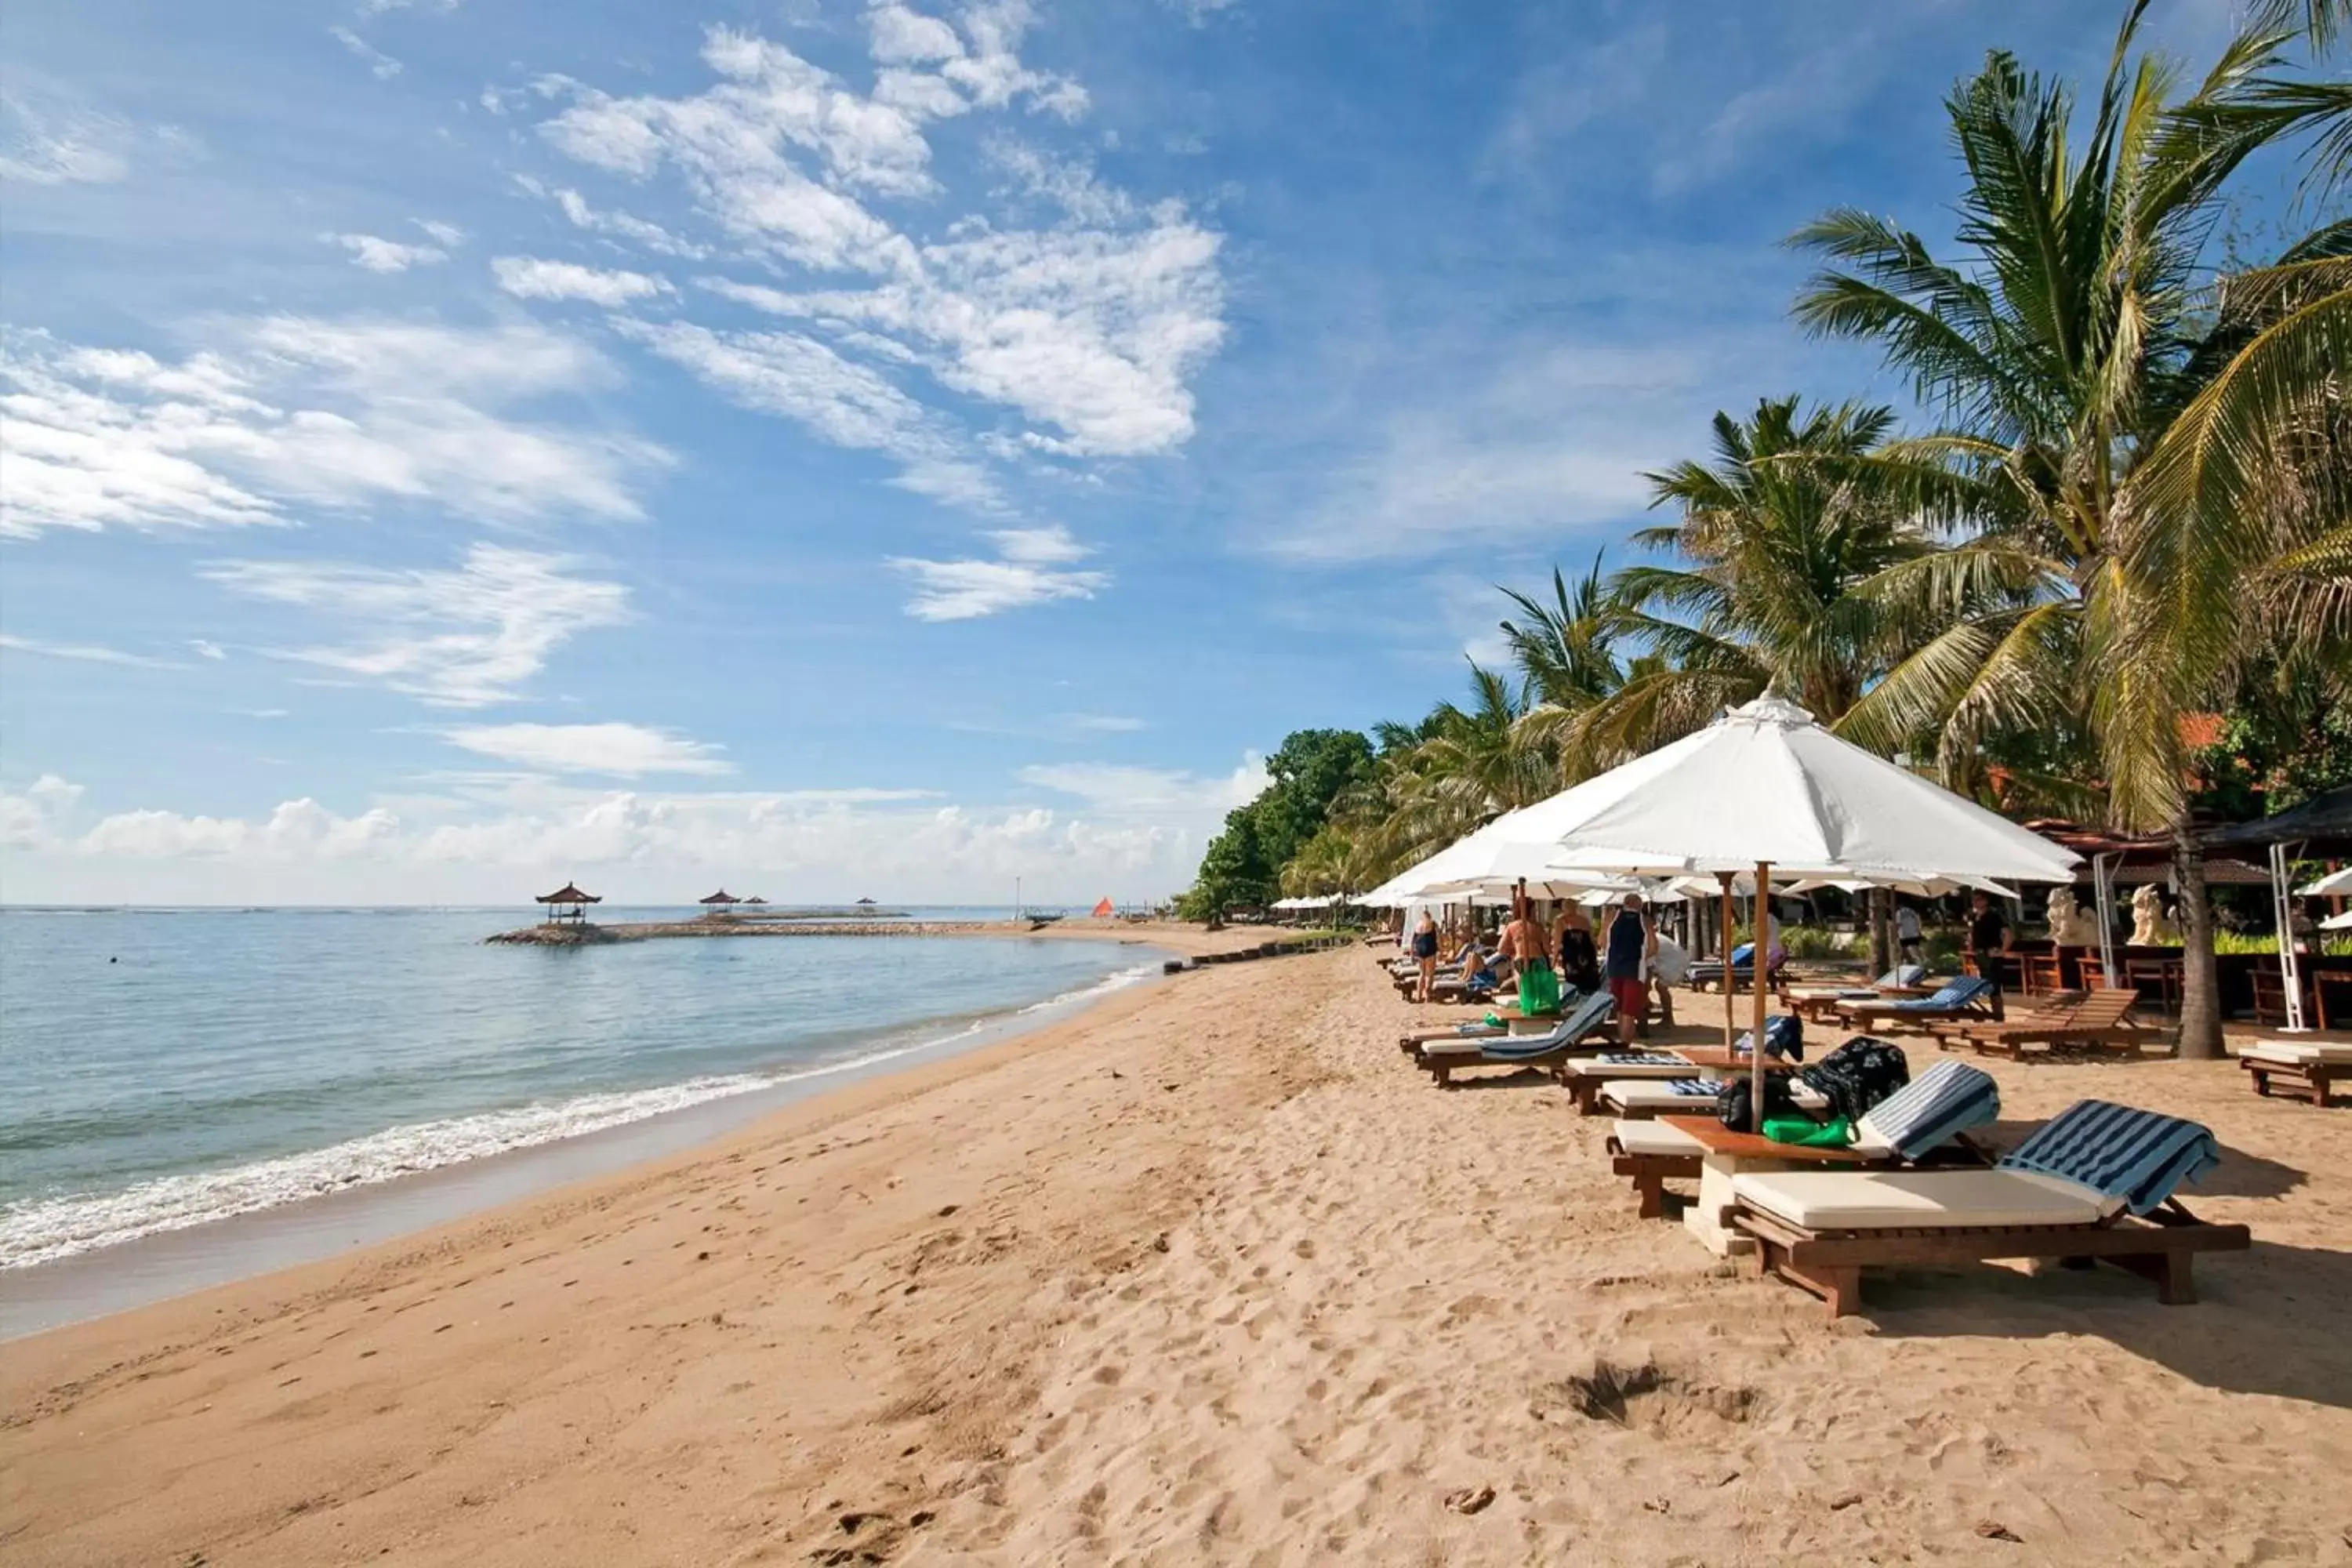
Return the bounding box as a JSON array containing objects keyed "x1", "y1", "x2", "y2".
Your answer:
[{"x1": 0, "y1": 907, "x2": 1162, "y2": 1329}]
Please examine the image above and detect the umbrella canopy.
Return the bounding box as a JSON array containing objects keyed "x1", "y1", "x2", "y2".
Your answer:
[
  {"x1": 1532, "y1": 695, "x2": 2079, "y2": 1099},
  {"x1": 2299, "y1": 866, "x2": 2352, "y2": 898},
  {"x1": 1091, "y1": 897, "x2": 1116, "y2": 916},
  {"x1": 1541, "y1": 696, "x2": 2082, "y2": 887},
  {"x1": 2323, "y1": 909, "x2": 2352, "y2": 931}
]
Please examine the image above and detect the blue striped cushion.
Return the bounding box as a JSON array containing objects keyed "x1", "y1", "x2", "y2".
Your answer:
[
  {"x1": 1665, "y1": 1078, "x2": 1717, "y2": 1097},
  {"x1": 1855, "y1": 1060, "x2": 1999, "y2": 1160},
  {"x1": 1998, "y1": 1100, "x2": 2221, "y2": 1216},
  {"x1": 1480, "y1": 992, "x2": 1613, "y2": 1058},
  {"x1": 1888, "y1": 975, "x2": 1992, "y2": 1012}
]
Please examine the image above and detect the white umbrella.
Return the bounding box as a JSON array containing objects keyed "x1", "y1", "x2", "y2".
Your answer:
[
  {"x1": 2323, "y1": 909, "x2": 2352, "y2": 931},
  {"x1": 2298, "y1": 866, "x2": 2352, "y2": 898},
  {"x1": 1536, "y1": 695, "x2": 2082, "y2": 1109}
]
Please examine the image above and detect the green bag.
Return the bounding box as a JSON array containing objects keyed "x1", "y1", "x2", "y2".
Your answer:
[
  {"x1": 1518, "y1": 962, "x2": 1561, "y2": 1016},
  {"x1": 1762, "y1": 1115, "x2": 1855, "y2": 1148}
]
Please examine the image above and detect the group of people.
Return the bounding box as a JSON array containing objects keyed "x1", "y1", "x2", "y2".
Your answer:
[{"x1": 1408, "y1": 895, "x2": 1690, "y2": 1044}]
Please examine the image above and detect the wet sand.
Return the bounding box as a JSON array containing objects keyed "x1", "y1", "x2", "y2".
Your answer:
[{"x1": 6, "y1": 944, "x2": 2350, "y2": 1566}]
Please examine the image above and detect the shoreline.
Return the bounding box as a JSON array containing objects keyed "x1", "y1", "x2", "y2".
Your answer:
[
  {"x1": 0, "y1": 921, "x2": 1261, "y2": 1339},
  {"x1": 12, "y1": 949, "x2": 2339, "y2": 1566}
]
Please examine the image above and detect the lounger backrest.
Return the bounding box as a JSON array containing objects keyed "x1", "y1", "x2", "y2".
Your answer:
[
  {"x1": 1853, "y1": 1060, "x2": 1999, "y2": 1160},
  {"x1": 1899, "y1": 974, "x2": 1991, "y2": 1010},
  {"x1": 1997, "y1": 1099, "x2": 2220, "y2": 1216},
  {"x1": 2068, "y1": 989, "x2": 2140, "y2": 1028},
  {"x1": 1875, "y1": 964, "x2": 1928, "y2": 989},
  {"x1": 1476, "y1": 990, "x2": 1613, "y2": 1058}
]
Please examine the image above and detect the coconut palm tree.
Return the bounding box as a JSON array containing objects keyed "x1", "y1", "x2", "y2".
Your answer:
[
  {"x1": 1791, "y1": 4, "x2": 2352, "y2": 1054},
  {"x1": 1552, "y1": 396, "x2": 1943, "y2": 785}
]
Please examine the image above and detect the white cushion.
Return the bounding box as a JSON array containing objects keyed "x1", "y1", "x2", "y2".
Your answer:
[
  {"x1": 2242, "y1": 1040, "x2": 2352, "y2": 1065},
  {"x1": 1731, "y1": 1168, "x2": 2113, "y2": 1231},
  {"x1": 1558, "y1": 1055, "x2": 1691, "y2": 1080},
  {"x1": 1612, "y1": 1120, "x2": 1704, "y2": 1157},
  {"x1": 1602, "y1": 1080, "x2": 1723, "y2": 1110},
  {"x1": 1602, "y1": 1077, "x2": 1831, "y2": 1112}
]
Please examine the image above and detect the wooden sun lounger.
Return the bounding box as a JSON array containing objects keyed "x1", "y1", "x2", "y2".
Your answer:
[
  {"x1": 1609, "y1": 1114, "x2": 1990, "y2": 1220},
  {"x1": 1836, "y1": 987, "x2": 2002, "y2": 1029},
  {"x1": 2239, "y1": 1041, "x2": 2352, "y2": 1106},
  {"x1": 1413, "y1": 1004, "x2": 1613, "y2": 1086},
  {"x1": 1730, "y1": 1189, "x2": 2249, "y2": 1319},
  {"x1": 1397, "y1": 1018, "x2": 1503, "y2": 1052},
  {"x1": 1932, "y1": 989, "x2": 2166, "y2": 1060}
]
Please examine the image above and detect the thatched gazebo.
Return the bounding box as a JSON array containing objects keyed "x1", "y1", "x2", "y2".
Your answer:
[
  {"x1": 742, "y1": 895, "x2": 768, "y2": 906},
  {"x1": 537, "y1": 882, "x2": 601, "y2": 926},
  {"x1": 699, "y1": 890, "x2": 741, "y2": 919}
]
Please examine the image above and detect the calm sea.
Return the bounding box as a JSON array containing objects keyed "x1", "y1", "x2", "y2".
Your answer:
[{"x1": 0, "y1": 908, "x2": 1157, "y2": 1293}]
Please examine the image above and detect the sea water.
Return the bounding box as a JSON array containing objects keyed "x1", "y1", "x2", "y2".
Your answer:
[{"x1": 0, "y1": 908, "x2": 1158, "y2": 1318}]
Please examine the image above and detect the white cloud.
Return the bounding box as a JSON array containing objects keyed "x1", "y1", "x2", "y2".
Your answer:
[
  {"x1": 190, "y1": 639, "x2": 227, "y2": 660},
  {"x1": 537, "y1": 183, "x2": 709, "y2": 258},
  {"x1": 0, "y1": 633, "x2": 184, "y2": 669},
  {"x1": 441, "y1": 720, "x2": 732, "y2": 777},
  {"x1": 492, "y1": 255, "x2": 675, "y2": 305},
  {"x1": 1063, "y1": 713, "x2": 1146, "y2": 732},
  {"x1": 622, "y1": 318, "x2": 996, "y2": 509},
  {"x1": 0, "y1": 319, "x2": 666, "y2": 539},
  {"x1": 330, "y1": 26, "x2": 404, "y2": 81},
  {"x1": 527, "y1": 20, "x2": 1220, "y2": 473},
  {"x1": 0, "y1": 763, "x2": 1250, "y2": 903},
  {"x1": 888, "y1": 524, "x2": 1108, "y2": 620},
  {"x1": 328, "y1": 232, "x2": 449, "y2": 272},
  {"x1": 201, "y1": 543, "x2": 633, "y2": 708},
  {"x1": 416, "y1": 219, "x2": 466, "y2": 247},
  {"x1": 0, "y1": 89, "x2": 133, "y2": 185}
]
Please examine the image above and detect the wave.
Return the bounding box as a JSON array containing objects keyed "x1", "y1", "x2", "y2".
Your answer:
[{"x1": 0, "y1": 958, "x2": 1162, "y2": 1272}]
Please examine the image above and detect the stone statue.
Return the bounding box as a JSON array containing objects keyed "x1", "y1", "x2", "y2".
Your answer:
[
  {"x1": 2129, "y1": 884, "x2": 2176, "y2": 946},
  {"x1": 2045, "y1": 886, "x2": 2100, "y2": 948}
]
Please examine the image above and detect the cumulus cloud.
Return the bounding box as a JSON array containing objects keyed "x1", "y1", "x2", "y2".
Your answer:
[
  {"x1": 492, "y1": 255, "x2": 675, "y2": 305},
  {"x1": 622, "y1": 318, "x2": 997, "y2": 509},
  {"x1": 0, "y1": 761, "x2": 1255, "y2": 903},
  {"x1": 201, "y1": 543, "x2": 632, "y2": 708},
  {"x1": 440, "y1": 720, "x2": 732, "y2": 777},
  {"x1": 889, "y1": 524, "x2": 1108, "y2": 620},
  {"x1": 328, "y1": 232, "x2": 448, "y2": 272},
  {"x1": 532, "y1": 183, "x2": 709, "y2": 258},
  {"x1": 527, "y1": 14, "x2": 1223, "y2": 495},
  {"x1": 0, "y1": 319, "x2": 667, "y2": 539}
]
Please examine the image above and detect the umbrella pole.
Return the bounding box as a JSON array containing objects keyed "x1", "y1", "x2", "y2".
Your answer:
[
  {"x1": 1717, "y1": 872, "x2": 1737, "y2": 1054},
  {"x1": 1752, "y1": 860, "x2": 1771, "y2": 1124}
]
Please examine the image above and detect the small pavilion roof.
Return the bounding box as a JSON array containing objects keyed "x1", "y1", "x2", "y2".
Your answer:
[
  {"x1": 2204, "y1": 786, "x2": 2352, "y2": 856},
  {"x1": 536, "y1": 883, "x2": 601, "y2": 904},
  {"x1": 699, "y1": 889, "x2": 741, "y2": 905}
]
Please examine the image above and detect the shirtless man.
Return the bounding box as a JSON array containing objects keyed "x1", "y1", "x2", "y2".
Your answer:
[{"x1": 1496, "y1": 897, "x2": 1556, "y2": 1014}]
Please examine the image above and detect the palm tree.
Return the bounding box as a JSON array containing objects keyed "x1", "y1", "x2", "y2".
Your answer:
[
  {"x1": 1554, "y1": 397, "x2": 1940, "y2": 780},
  {"x1": 1790, "y1": 4, "x2": 2352, "y2": 1054}
]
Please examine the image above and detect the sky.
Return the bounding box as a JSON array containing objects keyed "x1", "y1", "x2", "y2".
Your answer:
[{"x1": 0, "y1": 0, "x2": 2267, "y2": 906}]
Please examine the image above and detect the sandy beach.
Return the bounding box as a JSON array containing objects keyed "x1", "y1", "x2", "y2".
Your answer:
[{"x1": 7, "y1": 942, "x2": 2352, "y2": 1566}]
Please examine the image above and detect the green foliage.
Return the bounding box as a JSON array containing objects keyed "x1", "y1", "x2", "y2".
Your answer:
[{"x1": 1181, "y1": 729, "x2": 1374, "y2": 917}]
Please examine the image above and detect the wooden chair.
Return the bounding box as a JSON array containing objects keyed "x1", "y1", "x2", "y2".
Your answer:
[
  {"x1": 2020, "y1": 953, "x2": 2065, "y2": 996},
  {"x1": 2124, "y1": 956, "x2": 2182, "y2": 1017},
  {"x1": 2250, "y1": 967, "x2": 2303, "y2": 1029}
]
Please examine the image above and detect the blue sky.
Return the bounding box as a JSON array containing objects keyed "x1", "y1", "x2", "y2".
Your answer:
[{"x1": 0, "y1": 0, "x2": 2259, "y2": 904}]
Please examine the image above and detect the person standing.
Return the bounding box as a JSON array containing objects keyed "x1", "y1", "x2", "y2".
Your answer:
[
  {"x1": 1895, "y1": 902, "x2": 1924, "y2": 968},
  {"x1": 1604, "y1": 892, "x2": 1657, "y2": 1044},
  {"x1": 1966, "y1": 891, "x2": 2013, "y2": 1011},
  {"x1": 1497, "y1": 897, "x2": 1557, "y2": 1016},
  {"x1": 1553, "y1": 902, "x2": 1601, "y2": 996},
  {"x1": 1409, "y1": 910, "x2": 1440, "y2": 1002}
]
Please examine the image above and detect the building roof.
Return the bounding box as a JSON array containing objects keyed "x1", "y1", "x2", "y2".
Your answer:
[
  {"x1": 537, "y1": 884, "x2": 601, "y2": 904},
  {"x1": 699, "y1": 890, "x2": 740, "y2": 905},
  {"x1": 2203, "y1": 786, "x2": 2352, "y2": 855}
]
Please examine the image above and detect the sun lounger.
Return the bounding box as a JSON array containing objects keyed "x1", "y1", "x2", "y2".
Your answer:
[
  {"x1": 1397, "y1": 1017, "x2": 1509, "y2": 1053},
  {"x1": 1785, "y1": 965, "x2": 1929, "y2": 1020},
  {"x1": 1600, "y1": 1075, "x2": 1832, "y2": 1120},
  {"x1": 2238, "y1": 1039, "x2": 2352, "y2": 1106},
  {"x1": 1686, "y1": 942, "x2": 1788, "y2": 993},
  {"x1": 1412, "y1": 991, "x2": 1615, "y2": 1086},
  {"x1": 1555, "y1": 1050, "x2": 1693, "y2": 1113},
  {"x1": 1726, "y1": 1099, "x2": 2249, "y2": 1317},
  {"x1": 1835, "y1": 974, "x2": 1998, "y2": 1029},
  {"x1": 1603, "y1": 1058, "x2": 2002, "y2": 1221},
  {"x1": 1931, "y1": 989, "x2": 2164, "y2": 1059}
]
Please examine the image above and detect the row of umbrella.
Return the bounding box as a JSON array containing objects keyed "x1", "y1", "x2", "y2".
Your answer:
[{"x1": 1362, "y1": 695, "x2": 2088, "y2": 1112}]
